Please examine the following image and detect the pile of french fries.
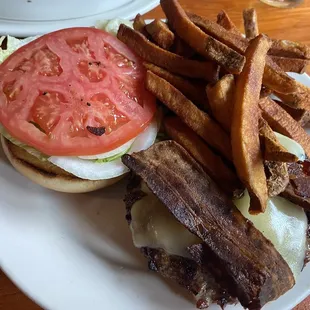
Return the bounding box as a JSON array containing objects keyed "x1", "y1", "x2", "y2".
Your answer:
[{"x1": 117, "y1": 0, "x2": 310, "y2": 214}]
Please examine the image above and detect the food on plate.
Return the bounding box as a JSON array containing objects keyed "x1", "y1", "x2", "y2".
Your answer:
[
  {"x1": 281, "y1": 160, "x2": 310, "y2": 210},
  {"x1": 0, "y1": 25, "x2": 158, "y2": 192},
  {"x1": 143, "y1": 62, "x2": 210, "y2": 111},
  {"x1": 277, "y1": 100, "x2": 310, "y2": 126},
  {"x1": 116, "y1": 1, "x2": 310, "y2": 308},
  {"x1": 145, "y1": 19, "x2": 175, "y2": 50},
  {"x1": 265, "y1": 160, "x2": 289, "y2": 197},
  {"x1": 206, "y1": 74, "x2": 235, "y2": 132},
  {"x1": 269, "y1": 56, "x2": 308, "y2": 73},
  {"x1": 187, "y1": 11, "x2": 248, "y2": 54},
  {"x1": 133, "y1": 13, "x2": 148, "y2": 36},
  {"x1": 274, "y1": 81, "x2": 310, "y2": 110},
  {"x1": 117, "y1": 24, "x2": 220, "y2": 82},
  {"x1": 259, "y1": 97, "x2": 310, "y2": 157},
  {"x1": 198, "y1": 9, "x2": 310, "y2": 107},
  {"x1": 217, "y1": 10, "x2": 241, "y2": 34},
  {"x1": 231, "y1": 35, "x2": 270, "y2": 214},
  {"x1": 243, "y1": 8, "x2": 259, "y2": 40},
  {"x1": 1, "y1": 0, "x2": 310, "y2": 308},
  {"x1": 160, "y1": 0, "x2": 246, "y2": 74},
  {"x1": 170, "y1": 35, "x2": 196, "y2": 58},
  {"x1": 164, "y1": 116, "x2": 241, "y2": 194},
  {"x1": 259, "y1": 118, "x2": 298, "y2": 162},
  {"x1": 269, "y1": 38, "x2": 310, "y2": 59},
  {"x1": 218, "y1": 8, "x2": 310, "y2": 61},
  {"x1": 145, "y1": 71, "x2": 232, "y2": 161},
  {"x1": 122, "y1": 141, "x2": 308, "y2": 310}
]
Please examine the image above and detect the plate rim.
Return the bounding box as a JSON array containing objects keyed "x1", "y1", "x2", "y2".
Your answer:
[{"x1": 0, "y1": 0, "x2": 159, "y2": 37}]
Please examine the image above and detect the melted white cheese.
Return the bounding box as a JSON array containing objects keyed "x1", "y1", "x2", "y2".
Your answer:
[
  {"x1": 275, "y1": 132, "x2": 305, "y2": 160},
  {"x1": 130, "y1": 134, "x2": 308, "y2": 279},
  {"x1": 130, "y1": 183, "x2": 201, "y2": 258},
  {"x1": 234, "y1": 191, "x2": 307, "y2": 279}
]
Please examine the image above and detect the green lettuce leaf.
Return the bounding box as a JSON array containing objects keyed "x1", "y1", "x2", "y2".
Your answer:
[
  {"x1": 0, "y1": 35, "x2": 38, "y2": 64},
  {"x1": 0, "y1": 125, "x2": 48, "y2": 161},
  {"x1": 94, "y1": 145, "x2": 131, "y2": 163}
]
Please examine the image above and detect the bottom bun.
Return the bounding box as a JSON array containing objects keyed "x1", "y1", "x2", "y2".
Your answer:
[{"x1": 1, "y1": 136, "x2": 124, "y2": 193}]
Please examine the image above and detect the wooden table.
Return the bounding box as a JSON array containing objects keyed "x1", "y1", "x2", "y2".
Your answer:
[{"x1": 1, "y1": 0, "x2": 310, "y2": 309}]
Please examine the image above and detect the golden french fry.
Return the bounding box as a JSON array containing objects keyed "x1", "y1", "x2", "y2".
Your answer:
[
  {"x1": 231, "y1": 35, "x2": 271, "y2": 214},
  {"x1": 187, "y1": 12, "x2": 248, "y2": 54},
  {"x1": 164, "y1": 116, "x2": 242, "y2": 194},
  {"x1": 145, "y1": 19, "x2": 175, "y2": 50},
  {"x1": 217, "y1": 10, "x2": 241, "y2": 35},
  {"x1": 144, "y1": 62, "x2": 210, "y2": 112},
  {"x1": 243, "y1": 8, "x2": 259, "y2": 40},
  {"x1": 117, "y1": 24, "x2": 219, "y2": 82},
  {"x1": 133, "y1": 14, "x2": 148, "y2": 37},
  {"x1": 276, "y1": 100, "x2": 310, "y2": 126},
  {"x1": 269, "y1": 39, "x2": 310, "y2": 60},
  {"x1": 146, "y1": 71, "x2": 233, "y2": 161},
  {"x1": 190, "y1": 13, "x2": 310, "y2": 108},
  {"x1": 259, "y1": 97, "x2": 310, "y2": 158},
  {"x1": 259, "y1": 118, "x2": 298, "y2": 162},
  {"x1": 170, "y1": 35, "x2": 196, "y2": 58},
  {"x1": 270, "y1": 56, "x2": 308, "y2": 74},
  {"x1": 160, "y1": 0, "x2": 245, "y2": 74},
  {"x1": 206, "y1": 74, "x2": 235, "y2": 133},
  {"x1": 274, "y1": 82, "x2": 310, "y2": 110}
]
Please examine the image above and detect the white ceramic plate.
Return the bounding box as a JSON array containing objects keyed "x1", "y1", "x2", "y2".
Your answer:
[
  {"x1": 0, "y1": 0, "x2": 159, "y2": 37},
  {"x1": 0, "y1": 73, "x2": 310, "y2": 310}
]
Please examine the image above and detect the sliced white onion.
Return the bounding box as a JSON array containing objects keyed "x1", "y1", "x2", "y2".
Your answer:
[
  {"x1": 48, "y1": 118, "x2": 158, "y2": 180},
  {"x1": 78, "y1": 138, "x2": 135, "y2": 160}
]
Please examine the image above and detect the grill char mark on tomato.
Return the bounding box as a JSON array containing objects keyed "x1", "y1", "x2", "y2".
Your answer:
[{"x1": 0, "y1": 27, "x2": 156, "y2": 156}]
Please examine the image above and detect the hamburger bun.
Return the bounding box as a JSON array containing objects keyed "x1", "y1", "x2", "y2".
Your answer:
[{"x1": 1, "y1": 136, "x2": 123, "y2": 193}]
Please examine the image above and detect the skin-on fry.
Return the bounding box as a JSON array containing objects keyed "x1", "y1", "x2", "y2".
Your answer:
[
  {"x1": 217, "y1": 10, "x2": 241, "y2": 35},
  {"x1": 133, "y1": 14, "x2": 148, "y2": 36},
  {"x1": 270, "y1": 56, "x2": 308, "y2": 74},
  {"x1": 170, "y1": 36, "x2": 196, "y2": 58},
  {"x1": 274, "y1": 82, "x2": 310, "y2": 110},
  {"x1": 259, "y1": 97, "x2": 310, "y2": 158},
  {"x1": 146, "y1": 71, "x2": 232, "y2": 161},
  {"x1": 160, "y1": 0, "x2": 245, "y2": 74},
  {"x1": 269, "y1": 39, "x2": 310, "y2": 60},
  {"x1": 144, "y1": 62, "x2": 210, "y2": 112},
  {"x1": 259, "y1": 118, "x2": 298, "y2": 162},
  {"x1": 145, "y1": 19, "x2": 175, "y2": 50},
  {"x1": 276, "y1": 100, "x2": 310, "y2": 126},
  {"x1": 263, "y1": 57, "x2": 308, "y2": 97},
  {"x1": 231, "y1": 35, "x2": 271, "y2": 214},
  {"x1": 187, "y1": 12, "x2": 248, "y2": 54},
  {"x1": 170, "y1": 35, "x2": 196, "y2": 58},
  {"x1": 243, "y1": 8, "x2": 259, "y2": 40},
  {"x1": 191, "y1": 12, "x2": 310, "y2": 102},
  {"x1": 206, "y1": 74, "x2": 235, "y2": 133},
  {"x1": 186, "y1": 10, "x2": 310, "y2": 105},
  {"x1": 164, "y1": 116, "x2": 241, "y2": 194},
  {"x1": 117, "y1": 24, "x2": 219, "y2": 82}
]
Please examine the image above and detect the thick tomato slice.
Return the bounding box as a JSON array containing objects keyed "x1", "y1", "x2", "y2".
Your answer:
[{"x1": 0, "y1": 27, "x2": 156, "y2": 156}]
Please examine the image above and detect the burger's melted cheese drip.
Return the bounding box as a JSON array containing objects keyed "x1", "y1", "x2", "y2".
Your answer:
[
  {"x1": 130, "y1": 133, "x2": 308, "y2": 279},
  {"x1": 234, "y1": 192, "x2": 307, "y2": 280},
  {"x1": 130, "y1": 183, "x2": 201, "y2": 258}
]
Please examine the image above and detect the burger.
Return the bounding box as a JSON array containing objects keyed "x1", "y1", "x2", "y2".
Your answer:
[
  {"x1": 122, "y1": 140, "x2": 310, "y2": 309},
  {"x1": 0, "y1": 20, "x2": 158, "y2": 193}
]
